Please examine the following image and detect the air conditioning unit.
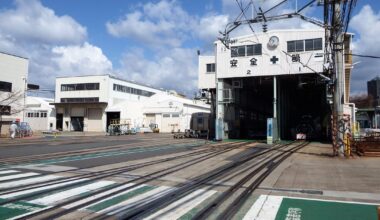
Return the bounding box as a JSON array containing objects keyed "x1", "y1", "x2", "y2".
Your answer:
[{"x1": 232, "y1": 80, "x2": 243, "y2": 89}]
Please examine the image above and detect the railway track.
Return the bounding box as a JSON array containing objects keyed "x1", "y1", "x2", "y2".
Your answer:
[
  {"x1": 0, "y1": 141, "x2": 305, "y2": 220},
  {"x1": 0, "y1": 141, "x2": 254, "y2": 219},
  {"x1": 0, "y1": 138, "x2": 203, "y2": 166}
]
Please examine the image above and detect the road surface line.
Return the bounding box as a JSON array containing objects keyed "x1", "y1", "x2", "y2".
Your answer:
[
  {"x1": 0, "y1": 178, "x2": 87, "y2": 199},
  {"x1": 0, "y1": 175, "x2": 61, "y2": 189},
  {"x1": 29, "y1": 180, "x2": 115, "y2": 206},
  {"x1": 0, "y1": 170, "x2": 19, "y2": 175},
  {"x1": 145, "y1": 189, "x2": 217, "y2": 220},
  {"x1": 243, "y1": 195, "x2": 283, "y2": 220},
  {"x1": 99, "y1": 186, "x2": 173, "y2": 215},
  {"x1": 0, "y1": 172, "x2": 39, "y2": 181},
  {"x1": 64, "y1": 183, "x2": 136, "y2": 209}
]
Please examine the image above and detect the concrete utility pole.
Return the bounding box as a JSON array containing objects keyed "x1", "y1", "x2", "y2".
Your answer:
[{"x1": 331, "y1": 0, "x2": 346, "y2": 156}]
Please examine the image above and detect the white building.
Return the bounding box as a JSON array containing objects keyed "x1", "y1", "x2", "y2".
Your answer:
[
  {"x1": 0, "y1": 52, "x2": 28, "y2": 135},
  {"x1": 54, "y1": 75, "x2": 210, "y2": 133},
  {"x1": 199, "y1": 29, "x2": 353, "y2": 141},
  {"x1": 143, "y1": 92, "x2": 210, "y2": 132},
  {"x1": 24, "y1": 96, "x2": 56, "y2": 131}
]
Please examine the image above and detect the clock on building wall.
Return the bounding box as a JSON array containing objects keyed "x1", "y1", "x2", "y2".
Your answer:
[{"x1": 267, "y1": 36, "x2": 279, "y2": 49}]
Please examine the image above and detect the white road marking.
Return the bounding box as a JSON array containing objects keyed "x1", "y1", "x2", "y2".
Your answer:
[
  {"x1": 145, "y1": 189, "x2": 217, "y2": 220},
  {"x1": 29, "y1": 180, "x2": 115, "y2": 206},
  {"x1": 0, "y1": 175, "x2": 61, "y2": 189},
  {"x1": 243, "y1": 195, "x2": 283, "y2": 220},
  {"x1": 0, "y1": 170, "x2": 19, "y2": 175},
  {"x1": 0, "y1": 178, "x2": 87, "y2": 199},
  {"x1": 64, "y1": 183, "x2": 137, "y2": 209},
  {"x1": 0, "y1": 172, "x2": 39, "y2": 181},
  {"x1": 99, "y1": 186, "x2": 173, "y2": 215}
]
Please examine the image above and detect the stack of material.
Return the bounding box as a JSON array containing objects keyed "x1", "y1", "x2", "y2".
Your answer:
[{"x1": 353, "y1": 133, "x2": 380, "y2": 156}]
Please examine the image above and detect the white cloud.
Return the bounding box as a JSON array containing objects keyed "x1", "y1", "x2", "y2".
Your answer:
[
  {"x1": 106, "y1": 0, "x2": 193, "y2": 48},
  {"x1": 196, "y1": 14, "x2": 229, "y2": 42},
  {"x1": 117, "y1": 47, "x2": 198, "y2": 96},
  {"x1": 0, "y1": 0, "x2": 87, "y2": 45},
  {"x1": 349, "y1": 5, "x2": 380, "y2": 94},
  {"x1": 0, "y1": 0, "x2": 111, "y2": 91},
  {"x1": 52, "y1": 42, "x2": 113, "y2": 76}
]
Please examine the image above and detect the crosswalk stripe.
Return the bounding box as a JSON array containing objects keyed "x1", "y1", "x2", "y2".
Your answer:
[
  {"x1": 29, "y1": 180, "x2": 115, "y2": 206},
  {"x1": 0, "y1": 170, "x2": 19, "y2": 175},
  {"x1": 64, "y1": 183, "x2": 137, "y2": 209},
  {"x1": 243, "y1": 195, "x2": 283, "y2": 220},
  {"x1": 145, "y1": 189, "x2": 217, "y2": 220},
  {"x1": 0, "y1": 178, "x2": 87, "y2": 199},
  {"x1": 0, "y1": 172, "x2": 39, "y2": 181},
  {"x1": 0, "y1": 175, "x2": 61, "y2": 189},
  {"x1": 99, "y1": 186, "x2": 173, "y2": 215}
]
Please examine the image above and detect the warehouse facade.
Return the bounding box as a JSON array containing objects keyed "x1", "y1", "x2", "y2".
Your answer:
[
  {"x1": 54, "y1": 75, "x2": 209, "y2": 132},
  {"x1": 199, "y1": 29, "x2": 354, "y2": 141}
]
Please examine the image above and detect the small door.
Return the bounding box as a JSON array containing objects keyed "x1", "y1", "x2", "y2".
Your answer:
[
  {"x1": 56, "y1": 114, "x2": 63, "y2": 131},
  {"x1": 71, "y1": 117, "x2": 84, "y2": 131}
]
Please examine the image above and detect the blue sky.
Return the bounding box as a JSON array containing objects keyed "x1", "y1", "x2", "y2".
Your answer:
[{"x1": 0, "y1": 0, "x2": 379, "y2": 96}]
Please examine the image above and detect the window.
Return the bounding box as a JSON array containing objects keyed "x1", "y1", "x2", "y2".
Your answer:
[
  {"x1": 246, "y1": 44, "x2": 262, "y2": 56},
  {"x1": 305, "y1": 38, "x2": 322, "y2": 51},
  {"x1": 163, "y1": 114, "x2": 170, "y2": 118},
  {"x1": 197, "y1": 118, "x2": 203, "y2": 124},
  {"x1": 287, "y1": 41, "x2": 295, "y2": 52},
  {"x1": 295, "y1": 40, "x2": 304, "y2": 52},
  {"x1": 231, "y1": 46, "x2": 246, "y2": 57},
  {"x1": 34, "y1": 112, "x2": 39, "y2": 117},
  {"x1": 288, "y1": 38, "x2": 322, "y2": 52},
  {"x1": 60, "y1": 97, "x2": 99, "y2": 103},
  {"x1": 172, "y1": 114, "x2": 180, "y2": 118},
  {"x1": 0, "y1": 81, "x2": 12, "y2": 92},
  {"x1": 113, "y1": 84, "x2": 155, "y2": 97},
  {"x1": 40, "y1": 112, "x2": 47, "y2": 117},
  {"x1": 287, "y1": 40, "x2": 304, "y2": 52},
  {"x1": 206, "y1": 63, "x2": 215, "y2": 73},
  {"x1": 61, "y1": 83, "x2": 100, "y2": 91},
  {"x1": 0, "y1": 105, "x2": 11, "y2": 115}
]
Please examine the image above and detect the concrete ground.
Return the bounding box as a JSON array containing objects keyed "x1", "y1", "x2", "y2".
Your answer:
[{"x1": 260, "y1": 142, "x2": 380, "y2": 203}]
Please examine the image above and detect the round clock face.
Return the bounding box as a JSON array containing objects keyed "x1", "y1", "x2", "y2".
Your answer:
[{"x1": 268, "y1": 36, "x2": 279, "y2": 49}]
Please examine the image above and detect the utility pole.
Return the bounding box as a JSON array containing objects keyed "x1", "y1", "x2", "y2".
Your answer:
[{"x1": 330, "y1": 0, "x2": 346, "y2": 156}]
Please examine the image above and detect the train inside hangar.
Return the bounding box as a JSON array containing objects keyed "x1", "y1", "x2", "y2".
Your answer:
[{"x1": 198, "y1": 29, "x2": 354, "y2": 141}]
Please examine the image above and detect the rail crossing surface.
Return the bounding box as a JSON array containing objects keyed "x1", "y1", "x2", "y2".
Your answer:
[{"x1": 0, "y1": 134, "x2": 378, "y2": 219}]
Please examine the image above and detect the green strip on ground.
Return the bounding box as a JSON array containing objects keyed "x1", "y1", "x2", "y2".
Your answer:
[
  {"x1": 87, "y1": 185, "x2": 155, "y2": 212},
  {"x1": 178, "y1": 193, "x2": 220, "y2": 220},
  {"x1": 275, "y1": 198, "x2": 378, "y2": 220},
  {"x1": 0, "y1": 198, "x2": 46, "y2": 220},
  {"x1": 222, "y1": 139, "x2": 257, "y2": 143}
]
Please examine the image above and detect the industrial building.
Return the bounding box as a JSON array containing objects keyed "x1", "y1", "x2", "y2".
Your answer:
[
  {"x1": 199, "y1": 29, "x2": 354, "y2": 141},
  {"x1": 53, "y1": 75, "x2": 209, "y2": 132},
  {"x1": 24, "y1": 96, "x2": 56, "y2": 131},
  {"x1": 0, "y1": 52, "x2": 29, "y2": 135}
]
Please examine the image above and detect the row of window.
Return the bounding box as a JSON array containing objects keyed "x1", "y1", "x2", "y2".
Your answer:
[
  {"x1": 26, "y1": 112, "x2": 48, "y2": 118},
  {"x1": 113, "y1": 84, "x2": 155, "y2": 97},
  {"x1": 61, "y1": 83, "x2": 100, "y2": 91},
  {"x1": 231, "y1": 44, "x2": 262, "y2": 57},
  {"x1": 0, "y1": 81, "x2": 12, "y2": 92},
  {"x1": 163, "y1": 113, "x2": 180, "y2": 118},
  {"x1": 60, "y1": 97, "x2": 99, "y2": 103},
  {"x1": 287, "y1": 38, "x2": 322, "y2": 53}
]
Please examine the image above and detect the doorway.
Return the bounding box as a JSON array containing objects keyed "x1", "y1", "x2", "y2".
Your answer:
[
  {"x1": 106, "y1": 112, "x2": 120, "y2": 131},
  {"x1": 56, "y1": 113, "x2": 63, "y2": 131},
  {"x1": 71, "y1": 117, "x2": 84, "y2": 131}
]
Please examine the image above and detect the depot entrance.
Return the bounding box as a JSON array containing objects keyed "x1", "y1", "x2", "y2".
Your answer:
[{"x1": 222, "y1": 74, "x2": 329, "y2": 141}]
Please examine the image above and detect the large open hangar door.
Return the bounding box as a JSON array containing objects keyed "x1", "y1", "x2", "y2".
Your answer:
[
  {"x1": 224, "y1": 77, "x2": 273, "y2": 139},
  {"x1": 278, "y1": 75, "x2": 330, "y2": 141}
]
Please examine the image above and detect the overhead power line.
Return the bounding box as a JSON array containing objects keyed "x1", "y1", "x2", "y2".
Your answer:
[{"x1": 350, "y1": 53, "x2": 380, "y2": 59}]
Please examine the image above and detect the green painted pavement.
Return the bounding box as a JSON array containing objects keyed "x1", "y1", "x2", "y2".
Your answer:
[
  {"x1": 275, "y1": 198, "x2": 378, "y2": 220},
  {"x1": 87, "y1": 185, "x2": 155, "y2": 212},
  {"x1": 0, "y1": 198, "x2": 46, "y2": 220}
]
